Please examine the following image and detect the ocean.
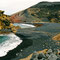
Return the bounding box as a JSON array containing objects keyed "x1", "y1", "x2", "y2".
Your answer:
[
  {"x1": 0, "y1": 33, "x2": 22, "y2": 57},
  {"x1": 0, "y1": 23, "x2": 35, "y2": 58},
  {"x1": 0, "y1": 23, "x2": 60, "y2": 60}
]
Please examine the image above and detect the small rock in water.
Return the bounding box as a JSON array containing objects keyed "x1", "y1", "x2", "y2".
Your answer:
[
  {"x1": 16, "y1": 53, "x2": 19, "y2": 56},
  {"x1": 21, "y1": 49, "x2": 23, "y2": 51}
]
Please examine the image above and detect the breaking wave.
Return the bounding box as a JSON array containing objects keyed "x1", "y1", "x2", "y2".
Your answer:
[
  {"x1": 0, "y1": 33, "x2": 22, "y2": 57},
  {"x1": 13, "y1": 23, "x2": 35, "y2": 28}
]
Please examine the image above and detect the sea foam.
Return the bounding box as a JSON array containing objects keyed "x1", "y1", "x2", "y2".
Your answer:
[
  {"x1": 0, "y1": 33, "x2": 22, "y2": 57},
  {"x1": 14, "y1": 23, "x2": 35, "y2": 28}
]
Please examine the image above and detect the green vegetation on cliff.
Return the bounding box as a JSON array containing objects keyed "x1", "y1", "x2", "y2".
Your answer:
[
  {"x1": 0, "y1": 10, "x2": 11, "y2": 29},
  {"x1": 0, "y1": 10, "x2": 21, "y2": 33},
  {"x1": 11, "y1": 2, "x2": 60, "y2": 23}
]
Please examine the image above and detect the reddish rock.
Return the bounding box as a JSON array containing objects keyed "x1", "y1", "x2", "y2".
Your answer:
[{"x1": 10, "y1": 15, "x2": 22, "y2": 23}]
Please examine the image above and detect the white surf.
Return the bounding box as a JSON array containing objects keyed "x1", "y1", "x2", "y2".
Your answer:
[
  {"x1": 14, "y1": 23, "x2": 35, "y2": 28},
  {"x1": 0, "y1": 33, "x2": 22, "y2": 57}
]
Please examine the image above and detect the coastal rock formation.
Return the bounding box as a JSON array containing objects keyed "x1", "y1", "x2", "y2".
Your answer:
[
  {"x1": 11, "y1": 2, "x2": 60, "y2": 23},
  {"x1": 20, "y1": 49, "x2": 60, "y2": 60},
  {"x1": 20, "y1": 49, "x2": 48, "y2": 60},
  {"x1": 0, "y1": 10, "x2": 21, "y2": 33},
  {"x1": 34, "y1": 23, "x2": 44, "y2": 27},
  {"x1": 0, "y1": 10, "x2": 11, "y2": 29},
  {"x1": 52, "y1": 34, "x2": 60, "y2": 41}
]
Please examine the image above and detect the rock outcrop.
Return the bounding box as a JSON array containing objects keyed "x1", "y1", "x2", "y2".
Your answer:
[
  {"x1": 20, "y1": 49, "x2": 48, "y2": 60},
  {"x1": 20, "y1": 49, "x2": 60, "y2": 60},
  {"x1": 11, "y1": 2, "x2": 60, "y2": 23},
  {"x1": 52, "y1": 34, "x2": 60, "y2": 41},
  {"x1": 0, "y1": 10, "x2": 21, "y2": 33}
]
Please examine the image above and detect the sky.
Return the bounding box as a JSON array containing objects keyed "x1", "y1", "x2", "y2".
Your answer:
[{"x1": 0, "y1": 0, "x2": 60, "y2": 15}]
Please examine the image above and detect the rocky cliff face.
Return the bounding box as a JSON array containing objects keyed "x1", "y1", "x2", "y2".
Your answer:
[
  {"x1": 0, "y1": 10, "x2": 11, "y2": 29},
  {"x1": 0, "y1": 10, "x2": 21, "y2": 33},
  {"x1": 11, "y1": 2, "x2": 60, "y2": 23}
]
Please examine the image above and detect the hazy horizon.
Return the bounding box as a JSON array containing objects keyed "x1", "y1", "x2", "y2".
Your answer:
[{"x1": 0, "y1": 0, "x2": 60, "y2": 15}]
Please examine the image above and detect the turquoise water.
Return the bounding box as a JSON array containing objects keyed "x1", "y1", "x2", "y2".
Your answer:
[
  {"x1": 0, "y1": 33, "x2": 22, "y2": 57},
  {"x1": 0, "y1": 36, "x2": 10, "y2": 43}
]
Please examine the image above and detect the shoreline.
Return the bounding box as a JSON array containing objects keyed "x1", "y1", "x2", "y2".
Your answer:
[
  {"x1": 0, "y1": 23, "x2": 60, "y2": 60},
  {"x1": 0, "y1": 33, "x2": 33, "y2": 60}
]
